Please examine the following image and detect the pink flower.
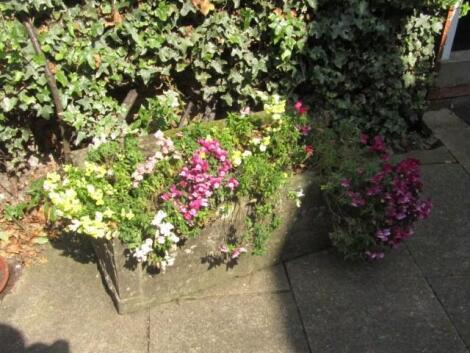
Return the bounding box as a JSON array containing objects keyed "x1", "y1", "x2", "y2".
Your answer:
[
  {"x1": 298, "y1": 124, "x2": 312, "y2": 136},
  {"x1": 340, "y1": 178, "x2": 351, "y2": 188},
  {"x1": 294, "y1": 100, "x2": 309, "y2": 115},
  {"x1": 226, "y1": 178, "x2": 239, "y2": 191},
  {"x1": 219, "y1": 244, "x2": 229, "y2": 253},
  {"x1": 231, "y1": 247, "x2": 247, "y2": 259},
  {"x1": 304, "y1": 145, "x2": 314, "y2": 157}
]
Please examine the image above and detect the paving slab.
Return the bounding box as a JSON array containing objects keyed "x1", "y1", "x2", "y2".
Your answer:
[
  {"x1": 423, "y1": 109, "x2": 470, "y2": 174},
  {"x1": 394, "y1": 146, "x2": 456, "y2": 165},
  {"x1": 429, "y1": 276, "x2": 470, "y2": 348},
  {"x1": 286, "y1": 250, "x2": 469, "y2": 353},
  {"x1": 0, "y1": 241, "x2": 149, "y2": 353},
  {"x1": 407, "y1": 164, "x2": 470, "y2": 277},
  {"x1": 149, "y1": 292, "x2": 310, "y2": 353},
  {"x1": 181, "y1": 264, "x2": 291, "y2": 300}
]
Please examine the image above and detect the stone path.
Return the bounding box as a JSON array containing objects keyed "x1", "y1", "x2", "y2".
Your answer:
[{"x1": 1, "y1": 114, "x2": 470, "y2": 353}]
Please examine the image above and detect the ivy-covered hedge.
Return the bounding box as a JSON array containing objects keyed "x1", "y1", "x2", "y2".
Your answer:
[{"x1": 0, "y1": 0, "x2": 451, "y2": 170}]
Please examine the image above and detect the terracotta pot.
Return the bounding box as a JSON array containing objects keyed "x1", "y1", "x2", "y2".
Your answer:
[{"x1": 0, "y1": 256, "x2": 9, "y2": 293}]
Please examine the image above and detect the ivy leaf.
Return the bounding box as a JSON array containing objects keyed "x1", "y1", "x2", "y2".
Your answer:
[
  {"x1": 1, "y1": 97, "x2": 18, "y2": 112},
  {"x1": 305, "y1": 0, "x2": 318, "y2": 9}
]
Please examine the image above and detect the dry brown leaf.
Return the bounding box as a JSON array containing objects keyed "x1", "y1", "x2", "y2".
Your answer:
[
  {"x1": 192, "y1": 0, "x2": 215, "y2": 16},
  {"x1": 38, "y1": 25, "x2": 49, "y2": 34},
  {"x1": 93, "y1": 54, "x2": 102, "y2": 69},
  {"x1": 104, "y1": 10, "x2": 124, "y2": 27},
  {"x1": 48, "y1": 62, "x2": 57, "y2": 74}
]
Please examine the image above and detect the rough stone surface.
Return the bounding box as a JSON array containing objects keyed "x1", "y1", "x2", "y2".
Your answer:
[
  {"x1": 0, "y1": 243, "x2": 148, "y2": 353},
  {"x1": 429, "y1": 276, "x2": 470, "y2": 348},
  {"x1": 407, "y1": 164, "x2": 470, "y2": 277},
  {"x1": 149, "y1": 292, "x2": 310, "y2": 353},
  {"x1": 183, "y1": 264, "x2": 290, "y2": 299},
  {"x1": 94, "y1": 172, "x2": 331, "y2": 314},
  {"x1": 286, "y1": 250, "x2": 469, "y2": 353},
  {"x1": 394, "y1": 146, "x2": 456, "y2": 165},
  {"x1": 423, "y1": 109, "x2": 470, "y2": 174}
]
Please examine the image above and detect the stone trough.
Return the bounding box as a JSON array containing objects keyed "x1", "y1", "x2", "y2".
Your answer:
[
  {"x1": 91, "y1": 171, "x2": 330, "y2": 314},
  {"x1": 71, "y1": 117, "x2": 331, "y2": 314}
]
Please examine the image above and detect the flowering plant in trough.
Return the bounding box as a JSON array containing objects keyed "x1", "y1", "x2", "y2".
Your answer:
[
  {"x1": 43, "y1": 95, "x2": 313, "y2": 271},
  {"x1": 319, "y1": 125, "x2": 432, "y2": 260}
]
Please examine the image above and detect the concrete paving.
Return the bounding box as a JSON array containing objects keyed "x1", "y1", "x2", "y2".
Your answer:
[{"x1": 1, "y1": 141, "x2": 470, "y2": 353}]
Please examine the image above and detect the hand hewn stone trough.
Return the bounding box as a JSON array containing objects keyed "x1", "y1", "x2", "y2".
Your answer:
[{"x1": 71, "y1": 118, "x2": 331, "y2": 314}]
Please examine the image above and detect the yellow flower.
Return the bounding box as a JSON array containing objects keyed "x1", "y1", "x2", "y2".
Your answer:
[
  {"x1": 231, "y1": 150, "x2": 242, "y2": 167},
  {"x1": 84, "y1": 161, "x2": 107, "y2": 178},
  {"x1": 103, "y1": 208, "x2": 114, "y2": 218},
  {"x1": 44, "y1": 172, "x2": 61, "y2": 191},
  {"x1": 120, "y1": 209, "x2": 134, "y2": 220},
  {"x1": 86, "y1": 184, "x2": 104, "y2": 205}
]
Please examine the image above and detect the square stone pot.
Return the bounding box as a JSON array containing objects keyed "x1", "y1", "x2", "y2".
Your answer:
[{"x1": 92, "y1": 171, "x2": 331, "y2": 314}]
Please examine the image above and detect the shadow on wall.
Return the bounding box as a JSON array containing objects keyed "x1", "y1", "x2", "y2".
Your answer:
[{"x1": 0, "y1": 324, "x2": 70, "y2": 353}]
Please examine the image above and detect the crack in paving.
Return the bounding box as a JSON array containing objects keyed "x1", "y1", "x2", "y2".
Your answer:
[
  {"x1": 405, "y1": 245, "x2": 470, "y2": 352},
  {"x1": 282, "y1": 261, "x2": 313, "y2": 353}
]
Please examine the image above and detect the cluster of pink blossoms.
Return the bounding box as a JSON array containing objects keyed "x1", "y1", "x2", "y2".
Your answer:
[
  {"x1": 161, "y1": 138, "x2": 239, "y2": 222},
  {"x1": 131, "y1": 131, "x2": 181, "y2": 187}
]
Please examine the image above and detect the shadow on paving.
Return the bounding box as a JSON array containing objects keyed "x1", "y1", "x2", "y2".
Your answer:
[{"x1": 0, "y1": 324, "x2": 70, "y2": 353}]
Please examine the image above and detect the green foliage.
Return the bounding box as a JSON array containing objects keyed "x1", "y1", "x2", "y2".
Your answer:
[
  {"x1": 44, "y1": 102, "x2": 310, "y2": 263},
  {"x1": 2, "y1": 177, "x2": 45, "y2": 220},
  {"x1": 0, "y1": 0, "x2": 449, "y2": 170}
]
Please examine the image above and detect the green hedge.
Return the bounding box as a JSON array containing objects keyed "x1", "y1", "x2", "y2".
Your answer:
[{"x1": 0, "y1": 0, "x2": 450, "y2": 170}]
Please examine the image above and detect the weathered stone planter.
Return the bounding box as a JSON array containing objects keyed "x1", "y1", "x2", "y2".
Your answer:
[{"x1": 92, "y1": 171, "x2": 330, "y2": 314}]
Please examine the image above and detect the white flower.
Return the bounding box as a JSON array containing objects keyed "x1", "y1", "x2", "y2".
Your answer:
[
  {"x1": 67, "y1": 219, "x2": 81, "y2": 232},
  {"x1": 154, "y1": 130, "x2": 164, "y2": 140},
  {"x1": 259, "y1": 144, "x2": 267, "y2": 152},
  {"x1": 152, "y1": 210, "x2": 167, "y2": 226},
  {"x1": 159, "y1": 222, "x2": 174, "y2": 236},
  {"x1": 28, "y1": 155, "x2": 40, "y2": 169},
  {"x1": 134, "y1": 238, "x2": 154, "y2": 262},
  {"x1": 169, "y1": 233, "x2": 180, "y2": 243},
  {"x1": 156, "y1": 236, "x2": 166, "y2": 245},
  {"x1": 242, "y1": 150, "x2": 252, "y2": 158}
]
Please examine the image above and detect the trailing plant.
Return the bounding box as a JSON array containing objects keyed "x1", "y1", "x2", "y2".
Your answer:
[{"x1": 43, "y1": 97, "x2": 312, "y2": 269}]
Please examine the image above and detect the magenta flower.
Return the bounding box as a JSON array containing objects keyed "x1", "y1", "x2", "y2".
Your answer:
[
  {"x1": 340, "y1": 178, "x2": 351, "y2": 188},
  {"x1": 297, "y1": 124, "x2": 312, "y2": 136},
  {"x1": 226, "y1": 178, "x2": 239, "y2": 191},
  {"x1": 294, "y1": 100, "x2": 309, "y2": 115},
  {"x1": 370, "y1": 135, "x2": 386, "y2": 153},
  {"x1": 161, "y1": 138, "x2": 235, "y2": 222}
]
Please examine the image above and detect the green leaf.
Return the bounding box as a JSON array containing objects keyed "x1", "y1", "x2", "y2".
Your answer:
[{"x1": 1, "y1": 97, "x2": 18, "y2": 112}]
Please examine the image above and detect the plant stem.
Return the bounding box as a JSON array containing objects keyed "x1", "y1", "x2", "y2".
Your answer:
[{"x1": 22, "y1": 17, "x2": 71, "y2": 162}]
